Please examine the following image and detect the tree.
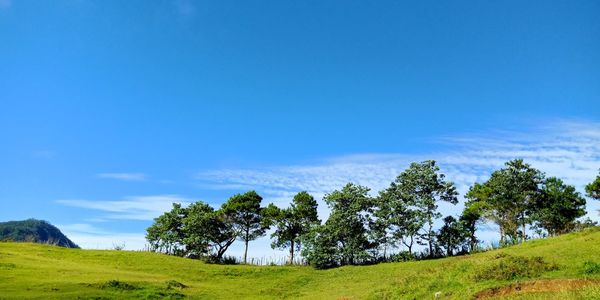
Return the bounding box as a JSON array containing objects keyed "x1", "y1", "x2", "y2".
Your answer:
[
  {"x1": 393, "y1": 160, "x2": 458, "y2": 257},
  {"x1": 183, "y1": 201, "x2": 237, "y2": 261},
  {"x1": 146, "y1": 203, "x2": 186, "y2": 256},
  {"x1": 437, "y1": 216, "x2": 468, "y2": 257},
  {"x1": 460, "y1": 194, "x2": 487, "y2": 252},
  {"x1": 375, "y1": 181, "x2": 424, "y2": 256},
  {"x1": 263, "y1": 191, "x2": 320, "y2": 264},
  {"x1": 468, "y1": 159, "x2": 544, "y2": 244},
  {"x1": 182, "y1": 201, "x2": 214, "y2": 258},
  {"x1": 303, "y1": 183, "x2": 376, "y2": 268},
  {"x1": 221, "y1": 190, "x2": 267, "y2": 264},
  {"x1": 531, "y1": 177, "x2": 586, "y2": 236},
  {"x1": 586, "y1": 171, "x2": 600, "y2": 200}
]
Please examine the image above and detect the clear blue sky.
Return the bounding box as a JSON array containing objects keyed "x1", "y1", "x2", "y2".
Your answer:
[{"x1": 1, "y1": 1, "x2": 599, "y2": 254}]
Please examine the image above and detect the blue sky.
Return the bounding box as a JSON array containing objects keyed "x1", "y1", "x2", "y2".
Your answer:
[{"x1": 1, "y1": 1, "x2": 599, "y2": 257}]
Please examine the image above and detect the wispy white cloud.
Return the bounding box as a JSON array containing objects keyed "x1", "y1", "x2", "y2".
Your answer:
[
  {"x1": 57, "y1": 195, "x2": 192, "y2": 221},
  {"x1": 97, "y1": 172, "x2": 147, "y2": 181},
  {"x1": 196, "y1": 120, "x2": 600, "y2": 221},
  {"x1": 57, "y1": 223, "x2": 147, "y2": 250}
]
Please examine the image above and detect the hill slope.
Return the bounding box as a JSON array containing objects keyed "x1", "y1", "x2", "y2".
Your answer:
[
  {"x1": 1, "y1": 229, "x2": 600, "y2": 299},
  {"x1": 0, "y1": 219, "x2": 79, "y2": 248}
]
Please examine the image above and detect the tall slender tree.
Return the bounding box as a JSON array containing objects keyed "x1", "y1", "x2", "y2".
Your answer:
[
  {"x1": 221, "y1": 191, "x2": 267, "y2": 264},
  {"x1": 393, "y1": 160, "x2": 458, "y2": 256},
  {"x1": 263, "y1": 191, "x2": 320, "y2": 264}
]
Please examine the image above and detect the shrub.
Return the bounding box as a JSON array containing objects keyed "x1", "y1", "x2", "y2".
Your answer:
[
  {"x1": 582, "y1": 261, "x2": 600, "y2": 274},
  {"x1": 388, "y1": 251, "x2": 414, "y2": 263},
  {"x1": 100, "y1": 280, "x2": 138, "y2": 290},
  {"x1": 165, "y1": 280, "x2": 187, "y2": 290},
  {"x1": 474, "y1": 255, "x2": 558, "y2": 281}
]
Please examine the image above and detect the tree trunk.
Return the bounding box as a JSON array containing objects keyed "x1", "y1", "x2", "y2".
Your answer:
[
  {"x1": 428, "y1": 221, "x2": 434, "y2": 257},
  {"x1": 521, "y1": 217, "x2": 526, "y2": 244},
  {"x1": 243, "y1": 240, "x2": 249, "y2": 264},
  {"x1": 289, "y1": 240, "x2": 294, "y2": 265}
]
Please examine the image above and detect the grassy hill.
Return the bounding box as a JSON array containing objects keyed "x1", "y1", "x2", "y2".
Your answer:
[
  {"x1": 0, "y1": 219, "x2": 79, "y2": 248},
  {"x1": 1, "y1": 229, "x2": 600, "y2": 299}
]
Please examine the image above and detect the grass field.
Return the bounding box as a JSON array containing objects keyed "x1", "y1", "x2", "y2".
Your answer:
[{"x1": 1, "y1": 228, "x2": 600, "y2": 299}]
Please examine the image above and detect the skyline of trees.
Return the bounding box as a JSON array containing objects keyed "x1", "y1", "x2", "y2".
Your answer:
[{"x1": 146, "y1": 160, "x2": 600, "y2": 269}]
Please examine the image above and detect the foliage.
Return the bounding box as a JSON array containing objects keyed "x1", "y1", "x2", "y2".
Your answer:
[
  {"x1": 460, "y1": 196, "x2": 487, "y2": 252},
  {"x1": 303, "y1": 183, "x2": 376, "y2": 268},
  {"x1": 221, "y1": 190, "x2": 268, "y2": 264},
  {"x1": 531, "y1": 177, "x2": 587, "y2": 236},
  {"x1": 0, "y1": 219, "x2": 79, "y2": 248},
  {"x1": 146, "y1": 201, "x2": 237, "y2": 261},
  {"x1": 389, "y1": 160, "x2": 458, "y2": 256},
  {"x1": 263, "y1": 191, "x2": 320, "y2": 264},
  {"x1": 437, "y1": 216, "x2": 469, "y2": 256},
  {"x1": 474, "y1": 255, "x2": 559, "y2": 281},
  {"x1": 146, "y1": 203, "x2": 187, "y2": 256},
  {"x1": 582, "y1": 261, "x2": 600, "y2": 274},
  {"x1": 585, "y1": 171, "x2": 600, "y2": 200},
  {"x1": 466, "y1": 159, "x2": 544, "y2": 244}
]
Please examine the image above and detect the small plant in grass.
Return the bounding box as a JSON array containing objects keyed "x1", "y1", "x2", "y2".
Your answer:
[
  {"x1": 582, "y1": 261, "x2": 600, "y2": 274},
  {"x1": 474, "y1": 255, "x2": 559, "y2": 281},
  {"x1": 112, "y1": 242, "x2": 126, "y2": 251},
  {"x1": 100, "y1": 280, "x2": 138, "y2": 291},
  {"x1": 165, "y1": 280, "x2": 187, "y2": 290}
]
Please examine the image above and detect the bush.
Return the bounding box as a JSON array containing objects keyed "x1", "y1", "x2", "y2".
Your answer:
[
  {"x1": 388, "y1": 251, "x2": 414, "y2": 263},
  {"x1": 474, "y1": 255, "x2": 559, "y2": 281},
  {"x1": 100, "y1": 280, "x2": 138, "y2": 290},
  {"x1": 582, "y1": 261, "x2": 600, "y2": 274},
  {"x1": 165, "y1": 280, "x2": 187, "y2": 290}
]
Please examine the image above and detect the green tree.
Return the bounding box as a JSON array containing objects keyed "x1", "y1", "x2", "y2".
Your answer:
[
  {"x1": 375, "y1": 181, "x2": 424, "y2": 256},
  {"x1": 468, "y1": 159, "x2": 544, "y2": 244},
  {"x1": 146, "y1": 203, "x2": 186, "y2": 256},
  {"x1": 460, "y1": 194, "x2": 488, "y2": 252},
  {"x1": 183, "y1": 201, "x2": 237, "y2": 261},
  {"x1": 393, "y1": 160, "x2": 458, "y2": 256},
  {"x1": 586, "y1": 171, "x2": 600, "y2": 200},
  {"x1": 303, "y1": 183, "x2": 376, "y2": 268},
  {"x1": 531, "y1": 177, "x2": 586, "y2": 236},
  {"x1": 263, "y1": 191, "x2": 320, "y2": 264},
  {"x1": 437, "y1": 216, "x2": 468, "y2": 257},
  {"x1": 221, "y1": 191, "x2": 267, "y2": 264}
]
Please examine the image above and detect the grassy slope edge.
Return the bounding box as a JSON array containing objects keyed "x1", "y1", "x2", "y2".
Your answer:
[{"x1": 1, "y1": 228, "x2": 600, "y2": 299}]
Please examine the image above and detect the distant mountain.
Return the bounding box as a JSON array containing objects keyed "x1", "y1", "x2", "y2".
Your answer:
[{"x1": 0, "y1": 219, "x2": 79, "y2": 248}]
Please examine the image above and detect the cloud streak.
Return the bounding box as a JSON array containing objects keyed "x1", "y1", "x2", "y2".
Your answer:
[
  {"x1": 196, "y1": 120, "x2": 600, "y2": 220},
  {"x1": 97, "y1": 173, "x2": 147, "y2": 181},
  {"x1": 57, "y1": 195, "x2": 192, "y2": 221},
  {"x1": 57, "y1": 223, "x2": 147, "y2": 250}
]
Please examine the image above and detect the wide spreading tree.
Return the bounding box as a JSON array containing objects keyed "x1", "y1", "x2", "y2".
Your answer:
[
  {"x1": 466, "y1": 159, "x2": 544, "y2": 244},
  {"x1": 531, "y1": 177, "x2": 586, "y2": 236}
]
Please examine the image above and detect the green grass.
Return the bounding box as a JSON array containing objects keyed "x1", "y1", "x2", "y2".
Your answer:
[{"x1": 1, "y1": 228, "x2": 600, "y2": 299}]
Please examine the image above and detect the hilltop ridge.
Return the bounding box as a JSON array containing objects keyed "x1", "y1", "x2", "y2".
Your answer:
[{"x1": 0, "y1": 219, "x2": 79, "y2": 248}]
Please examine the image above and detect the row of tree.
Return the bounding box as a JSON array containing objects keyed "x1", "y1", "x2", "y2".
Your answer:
[{"x1": 146, "y1": 159, "x2": 600, "y2": 269}]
